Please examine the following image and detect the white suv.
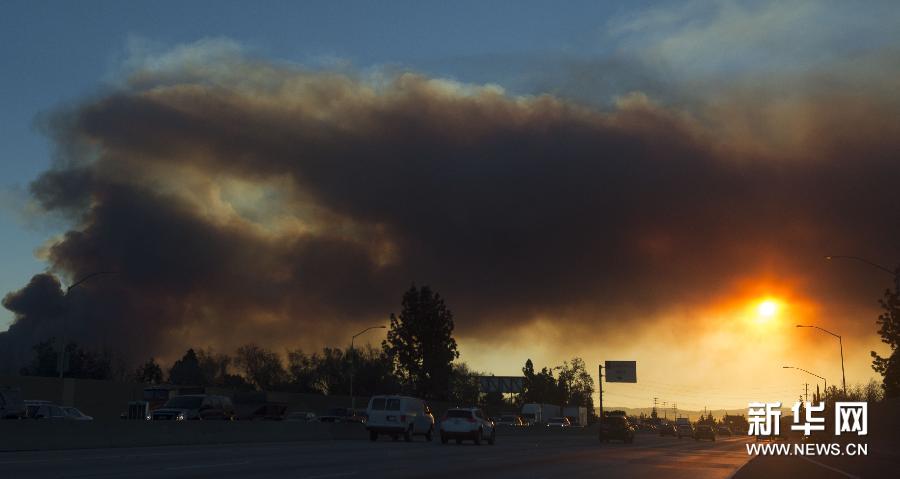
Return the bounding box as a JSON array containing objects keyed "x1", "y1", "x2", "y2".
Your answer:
[
  {"x1": 365, "y1": 395, "x2": 434, "y2": 442},
  {"x1": 439, "y1": 408, "x2": 496, "y2": 445}
]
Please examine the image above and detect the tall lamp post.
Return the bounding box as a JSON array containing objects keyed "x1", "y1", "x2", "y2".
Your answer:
[
  {"x1": 782, "y1": 366, "x2": 827, "y2": 402},
  {"x1": 58, "y1": 271, "x2": 118, "y2": 379},
  {"x1": 349, "y1": 325, "x2": 386, "y2": 410},
  {"x1": 795, "y1": 325, "x2": 845, "y2": 395}
]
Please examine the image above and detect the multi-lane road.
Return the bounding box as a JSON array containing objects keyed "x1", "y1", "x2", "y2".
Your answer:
[{"x1": 1, "y1": 432, "x2": 755, "y2": 479}]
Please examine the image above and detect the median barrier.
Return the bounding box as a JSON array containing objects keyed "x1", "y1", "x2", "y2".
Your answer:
[{"x1": 0, "y1": 419, "x2": 368, "y2": 451}]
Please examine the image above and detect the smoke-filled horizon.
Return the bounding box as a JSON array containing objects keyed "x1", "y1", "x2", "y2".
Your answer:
[{"x1": 2, "y1": 31, "x2": 899, "y2": 408}]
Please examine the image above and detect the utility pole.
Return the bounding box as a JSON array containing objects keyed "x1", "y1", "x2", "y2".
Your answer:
[
  {"x1": 598, "y1": 364, "x2": 604, "y2": 422},
  {"x1": 804, "y1": 383, "x2": 809, "y2": 403}
]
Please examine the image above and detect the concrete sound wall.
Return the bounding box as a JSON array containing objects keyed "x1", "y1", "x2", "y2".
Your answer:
[
  {"x1": 0, "y1": 420, "x2": 368, "y2": 451},
  {"x1": 0, "y1": 375, "x2": 374, "y2": 421}
]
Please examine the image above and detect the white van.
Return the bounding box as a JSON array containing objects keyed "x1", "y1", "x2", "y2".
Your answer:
[{"x1": 365, "y1": 395, "x2": 434, "y2": 442}]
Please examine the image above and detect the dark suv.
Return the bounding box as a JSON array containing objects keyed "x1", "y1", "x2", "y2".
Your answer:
[
  {"x1": 694, "y1": 424, "x2": 716, "y2": 441},
  {"x1": 598, "y1": 416, "x2": 635, "y2": 443},
  {"x1": 151, "y1": 395, "x2": 235, "y2": 421}
]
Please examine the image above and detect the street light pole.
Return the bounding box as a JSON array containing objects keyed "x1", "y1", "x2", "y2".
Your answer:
[
  {"x1": 795, "y1": 325, "x2": 845, "y2": 395},
  {"x1": 782, "y1": 366, "x2": 827, "y2": 402},
  {"x1": 58, "y1": 271, "x2": 118, "y2": 379},
  {"x1": 349, "y1": 325, "x2": 386, "y2": 411}
]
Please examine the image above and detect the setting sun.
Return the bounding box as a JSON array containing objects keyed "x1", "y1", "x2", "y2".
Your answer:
[{"x1": 757, "y1": 299, "x2": 779, "y2": 318}]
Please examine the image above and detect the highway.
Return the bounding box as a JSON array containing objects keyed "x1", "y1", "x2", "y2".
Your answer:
[
  {"x1": 735, "y1": 441, "x2": 900, "y2": 479},
  {"x1": 0, "y1": 431, "x2": 754, "y2": 479}
]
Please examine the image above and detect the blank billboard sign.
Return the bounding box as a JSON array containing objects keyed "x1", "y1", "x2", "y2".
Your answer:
[{"x1": 605, "y1": 361, "x2": 637, "y2": 383}]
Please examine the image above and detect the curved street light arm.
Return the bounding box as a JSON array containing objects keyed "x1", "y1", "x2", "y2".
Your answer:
[
  {"x1": 796, "y1": 324, "x2": 840, "y2": 339},
  {"x1": 824, "y1": 255, "x2": 895, "y2": 276},
  {"x1": 66, "y1": 271, "x2": 119, "y2": 294}
]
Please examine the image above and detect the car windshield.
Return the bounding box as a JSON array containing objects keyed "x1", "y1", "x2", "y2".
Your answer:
[
  {"x1": 63, "y1": 408, "x2": 82, "y2": 418},
  {"x1": 370, "y1": 398, "x2": 386, "y2": 410},
  {"x1": 144, "y1": 389, "x2": 170, "y2": 400},
  {"x1": 164, "y1": 396, "x2": 203, "y2": 409},
  {"x1": 385, "y1": 399, "x2": 400, "y2": 411},
  {"x1": 446, "y1": 410, "x2": 472, "y2": 418},
  {"x1": 501, "y1": 416, "x2": 516, "y2": 421}
]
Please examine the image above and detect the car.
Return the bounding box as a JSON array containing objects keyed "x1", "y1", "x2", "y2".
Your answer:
[
  {"x1": 439, "y1": 408, "x2": 496, "y2": 445},
  {"x1": 494, "y1": 414, "x2": 524, "y2": 427},
  {"x1": 547, "y1": 417, "x2": 571, "y2": 427},
  {"x1": 694, "y1": 424, "x2": 716, "y2": 441},
  {"x1": 659, "y1": 423, "x2": 677, "y2": 436},
  {"x1": 676, "y1": 423, "x2": 694, "y2": 439},
  {"x1": 598, "y1": 416, "x2": 635, "y2": 443},
  {"x1": 25, "y1": 401, "x2": 67, "y2": 420},
  {"x1": 366, "y1": 395, "x2": 435, "y2": 442},
  {"x1": 0, "y1": 387, "x2": 25, "y2": 419},
  {"x1": 62, "y1": 407, "x2": 93, "y2": 421},
  {"x1": 150, "y1": 394, "x2": 235, "y2": 420},
  {"x1": 317, "y1": 407, "x2": 366, "y2": 424},
  {"x1": 717, "y1": 425, "x2": 733, "y2": 436},
  {"x1": 286, "y1": 411, "x2": 317, "y2": 422}
]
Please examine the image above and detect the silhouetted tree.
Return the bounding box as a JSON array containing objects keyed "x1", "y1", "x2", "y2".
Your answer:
[
  {"x1": 64, "y1": 344, "x2": 112, "y2": 380},
  {"x1": 872, "y1": 285, "x2": 900, "y2": 398},
  {"x1": 383, "y1": 285, "x2": 459, "y2": 399},
  {"x1": 220, "y1": 373, "x2": 255, "y2": 391},
  {"x1": 21, "y1": 340, "x2": 111, "y2": 379},
  {"x1": 448, "y1": 362, "x2": 481, "y2": 406},
  {"x1": 234, "y1": 344, "x2": 287, "y2": 391},
  {"x1": 521, "y1": 359, "x2": 563, "y2": 405},
  {"x1": 133, "y1": 358, "x2": 164, "y2": 384},
  {"x1": 196, "y1": 348, "x2": 231, "y2": 386},
  {"x1": 557, "y1": 357, "x2": 596, "y2": 420},
  {"x1": 348, "y1": 345, "x2": 401, "y2": 397},
  {"x1": 284, "y1": 345, "x2": 400, "y2": 396},
  {"x1": 20, "y1": 339, "x2": 59, "y2": 376},
  {"x1": 168, "y1": 349, "x2": 204, "y2": 385},
  {"x1": 286, "y1": 349, "x2": 322, "y2": 393}
]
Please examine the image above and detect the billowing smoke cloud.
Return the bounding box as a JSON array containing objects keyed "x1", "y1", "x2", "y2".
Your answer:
[{"x1": 2, "y1": 41, "x2": 900, "y2": 373}]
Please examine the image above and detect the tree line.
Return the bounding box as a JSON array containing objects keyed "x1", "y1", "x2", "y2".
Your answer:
[{"x1": 19, "y1": 284, "x2": 597, "y2": 412}]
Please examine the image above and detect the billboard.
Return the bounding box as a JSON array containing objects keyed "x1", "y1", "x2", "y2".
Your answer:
[
  {"x1": 605, "y1": 361, "x2": 637, "y2": 383},
  {"x1": 478, "y1": 376, "x2": 524, "y2": 393}
]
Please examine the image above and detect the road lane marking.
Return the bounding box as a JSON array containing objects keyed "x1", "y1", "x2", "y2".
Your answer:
[
  {"x1": 800, "y1": 456, "x2": 861, "y2": 479},
  {"x1": 165, "y1": 460, "x2": 251, "y2": 470},
  {"x1": 299, "y1": 472, "x2": 357, "y2": 479}
]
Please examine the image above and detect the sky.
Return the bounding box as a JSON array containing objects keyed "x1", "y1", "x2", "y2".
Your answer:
[{"x1": 2, "y1": 0, "x2": 899, "y2": 410}]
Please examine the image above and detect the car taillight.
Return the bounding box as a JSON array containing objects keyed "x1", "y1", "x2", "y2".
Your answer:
[
  {"x1": 400, "y1": 415, "x2": 406, "y2": 422},
  {"x1": 467, "y1": 417, "x2": 476, "y2": 423}
]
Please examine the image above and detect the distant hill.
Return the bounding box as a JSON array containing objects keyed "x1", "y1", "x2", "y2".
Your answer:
[{"x1": 601, "y1": 406, "x2": 751, "y2": 421}]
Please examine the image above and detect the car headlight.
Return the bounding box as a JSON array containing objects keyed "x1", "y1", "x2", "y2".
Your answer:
[
  {"x1": 176, "y1": 413, "x2": 186, "y2": 421},
  {"x1": 145, "y1": 415, "x2": 152, "y2": 421}
]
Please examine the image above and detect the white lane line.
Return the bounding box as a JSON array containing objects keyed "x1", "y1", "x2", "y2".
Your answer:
[
  {"x1": 165, "y1": 460, "x2": 251, "y2": 470},
  {"x1": 299, "y1": 472, "x2": 357, "y2": 479},
  {"x1": 800, "y1": 456, "x2": 861, "y2": 479}
]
